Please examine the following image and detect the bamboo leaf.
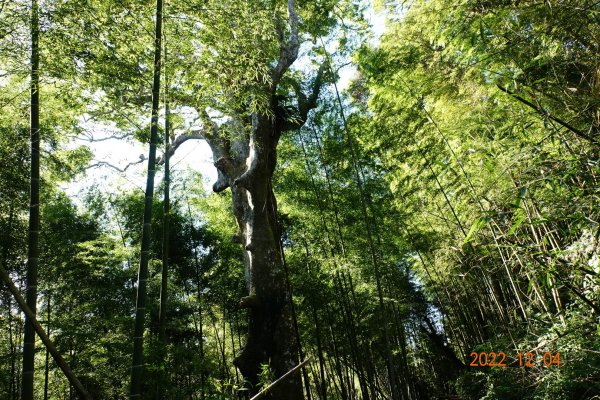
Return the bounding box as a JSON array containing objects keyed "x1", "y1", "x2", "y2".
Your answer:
[
  {"x1": 508, "y1": 210, "x2": 526, "y2": 236},
  {"x1": 464, "y1": 216, "x2": 490, "y2": 244}
]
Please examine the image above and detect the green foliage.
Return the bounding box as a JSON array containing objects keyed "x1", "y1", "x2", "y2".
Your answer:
[
  {"x1": 1, "y1": 0, "x2": 598, "y2": 398},
  {"x1": 348, "y1": 0, "x2": 600, "y2": 397},
  {"x1": 258, "y1": 362, "x2": 275, "y2": 389},
  {"x1": 456, "y1": 311, "x2": 600, "y2": 399}
]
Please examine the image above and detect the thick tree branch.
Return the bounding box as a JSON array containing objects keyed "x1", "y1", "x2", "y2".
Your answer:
[
  {"x1": 155, "y1": 111, "x2": 237, "y2": 193},
  {"x1": 283, "y1": 63, "x2": 327, "y2": 132},
  {"x1": 299, "y1": 64, "x2": 326, "y2": 121},
  {"x1": 271, "y1": 0, "x2": 300, "y2": 88}
]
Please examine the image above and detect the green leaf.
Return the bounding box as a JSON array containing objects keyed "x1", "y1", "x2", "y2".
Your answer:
[
  {"x1": 514, "y1": 186, "x2": 527, "y2": 209},
  {"x1": 464, "y1": 216, "x2": 490, "y2": 244},
  {"x1": 508, "y1": 210, "x2": 526, "y2": 236},
  {"x1": 527, "y1": 278, "x2": 534, "y2": 295}
]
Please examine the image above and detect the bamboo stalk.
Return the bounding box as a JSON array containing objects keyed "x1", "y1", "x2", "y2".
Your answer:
[{"x1": 0, "y1": 265, "x2": 92, "y2": 400}]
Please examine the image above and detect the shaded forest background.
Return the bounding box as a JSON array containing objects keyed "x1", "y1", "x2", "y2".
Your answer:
[{"x1": 0, "y1": 0, "x2": 599, "y2": 399}]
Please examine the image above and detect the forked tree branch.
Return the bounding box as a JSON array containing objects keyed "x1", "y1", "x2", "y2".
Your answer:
[
  {"x1": 279, "y1": 63, "x2": 327, "y2": 132},
  {"x1": 154, "y1": 112, "x2": 237, "y2": 193},
  {"x1": 295, "y1": 63, "x2": 326, "y2": 127}
]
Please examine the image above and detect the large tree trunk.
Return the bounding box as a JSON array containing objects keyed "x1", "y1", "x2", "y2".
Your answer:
[
  {"x1": 228, "y1": 113, "x2": 302, "y2": 399},
  {"x1": 193, "y1": 69, "x2": 324, "y2": 400},
  {"x1": 163, "y1": 2, "x2": 323, "y2": 396},
  {"x1": 169, "y1": 104, "x2": 304, "y2": 399}
]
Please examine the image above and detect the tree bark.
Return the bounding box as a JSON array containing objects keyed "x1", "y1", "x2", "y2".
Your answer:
[
  {"x1": 191, "y1": 97, "x2": 309, "y2": 400},
  {"x1": 228, "y1": 113, "x2": 302, "y2": 400},
  {"x1": 22, "y1": 1, "x2": 40, "y2": 398},
  {"x1": 129, "y1": 0, "x2": 163, "y2": 397},
  {"x1": 43, "y1": 295, "x2": 50, "y2": 400}
]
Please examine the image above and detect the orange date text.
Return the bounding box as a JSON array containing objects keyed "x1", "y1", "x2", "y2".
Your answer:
[{"x1": 469, "y1": 351, "x2": 561, "y2": 367}]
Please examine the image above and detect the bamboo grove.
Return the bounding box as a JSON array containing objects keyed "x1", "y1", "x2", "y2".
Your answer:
[{"x1": 0, "y1": 0, "x2": 599, "y2": 399}]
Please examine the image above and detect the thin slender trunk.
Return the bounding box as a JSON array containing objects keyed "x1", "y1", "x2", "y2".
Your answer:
[
  {"x1": 1, "y1": 208, "x2": 17, "y2": 400},
  {"x1": 278, "y1": 235, "x2": 311, "y2": 400},
  {"x1": 327, "y1": 334, "x2": 347, "y2": 400},
  {"x1": 230, "y1": 320, "x2": 241, "y2": 386},
  {"x1": 158, "y1": 34, "x2": 170, "y2": 345},
  {"x1": 312, "y1": 306, "x2": 327, "y2": 400},
  {"x1": 326, "y1": 309, "x2": 348, "y2": 400},
  {"x1": 308, "y1": 125, "x2": 348, "y2": 257},
  {"x1": 298, "y1": 137, "x2": 336, "y2": 255},
  {"x1": 209, "y1": 308, "x2": 227, "y2": 383},
  {"x1": 336, "y1": 273, "x2": 369, "y2": 400},
  {"x1": 185, "y1": 207, "x2": 206, "y2": 400},
  {"x1": 182, "y1": 279, "x2": 203, "y2": 394},
  {"x1": 68, "y1": 322, "x2": 74, "y2": 400},
  {"x1": 221, "y1": 308, "x2": 229, "y2": 383},
  {"x1": 300, "y1": 132, "x2": 373, "y2": 398},
  {"x1": 43, "y1": 295, "x2": 50, "y2": 400},
  {"x1": 21, "y1": 1, "x2": 40, "y2": 398},
  {"x1": 395, "y1": 305, "x2": 414, "y2": 400},
  {"x1": 333, "y1": 82, "x2": 400, "y2": 400},
  {"x1": 0, "y1": 264, "x2": 92, "y2": 399},
  {"x1": 13, "y1": 312, "x2": 22, "y2": 400},
  {"x1": 8, "y1": 294, "x2": 16, "y2": 400},
  {"x1": 155, "y1": 38, "x2": 171, "y2": 400},
  {"x1": 185, "y1": 189, "x2": 205, "y2": 362},
  {"x1": 129, "y1": 0, "x2": 163, "y2": 397}
]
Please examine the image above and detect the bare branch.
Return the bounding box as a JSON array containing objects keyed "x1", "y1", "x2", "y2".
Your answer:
[
  {"x1": 156, "y1": 129, "x2": 206, "y2": 165},
  {"x1": 87, "y1": 158, "x2": 145, "y2": 173},
  {"x1": 79, "y1": 132, "x2": 133, "y2": 142}
]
